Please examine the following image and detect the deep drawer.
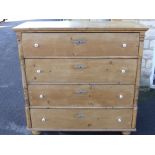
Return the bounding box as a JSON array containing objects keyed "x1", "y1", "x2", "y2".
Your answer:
[
  {"x1": 22, "y1": 33, "x2": 139, "y2": 58},
  {"x1": 25, "y1": 59, "x2": 137, "y2": 84},
  {"x1": 28, "y1": 85, "x2": 135, "y2": 107},
  {"x1": 30, "y1": 108, "x2": 133, "y2": 129}
]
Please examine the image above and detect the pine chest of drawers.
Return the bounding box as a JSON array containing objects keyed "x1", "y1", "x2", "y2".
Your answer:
[{"x1": 13, "y1": 21, "x2": 148, "y2": 135}]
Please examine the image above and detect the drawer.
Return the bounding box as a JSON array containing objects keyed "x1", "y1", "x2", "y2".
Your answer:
[
  {"x1": 25, "y1": 59, "x2": 137, "y2": 84},
  {"x1": 30, "y1": 108, "x2": 133, "y2": 129},
  {"x1": 28, "y1": 85, "x2": 134, "y2": 107},
  {"x1": 22, "y1": 33, "x2": 139, "y2": 57}
]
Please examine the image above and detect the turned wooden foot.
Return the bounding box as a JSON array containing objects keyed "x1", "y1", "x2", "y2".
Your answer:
[
  {"x1": 122, "y1": 131, "x2": 131, "y2": 135},
  {"x1": 31, "y1": 131, "x2": 41, "y2": 135}
]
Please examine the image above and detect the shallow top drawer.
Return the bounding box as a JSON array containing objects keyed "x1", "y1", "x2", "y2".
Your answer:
[{"x1": 22, "y1": 33, "x2": 139, "y2": 58}]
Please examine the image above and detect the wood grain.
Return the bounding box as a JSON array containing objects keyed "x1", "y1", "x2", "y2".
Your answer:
[
  {"x1": 14, "y1": 21, "x2": 148, "y2": 133},
  {"x1": 25, "y1": 59, "x2": 137, "y2": 84},
  {"x1": 29, "y1": 128, "x2": 136, "y2": 132},
  {"x1": 131, "y1": 32, "x2": 145, "y2": 128},
  {"x1": 28, "y1": 84, "x2": 135, "y2": 107},
  {"x1": 30, "y1": 108, "x2": 133, "y2": 129},
  {"x1": 22, "y1": 33, "x2": 139, "y2": 57},
  {"x1": 16, "y1": 32, "x2": 32, "y2": 128},
  {"x1": 13, "y1": 21, "x2": 148, "y2": 32}
]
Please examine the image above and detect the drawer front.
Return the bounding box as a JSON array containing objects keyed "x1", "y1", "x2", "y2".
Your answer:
[
  {"x1": 30, "y1": 108, "x2": 133, "y2": 129},
  {"x1": 28, "y1": 85, "x2": 134, "y2": 107},
  {"x1": 22, "y1": 33, "x2": 139, "y2": 57},
  {"x1": 25, "y1": 59, "x2": 137, "y2": 84}
]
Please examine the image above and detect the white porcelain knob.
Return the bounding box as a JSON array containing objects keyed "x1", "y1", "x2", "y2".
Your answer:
[
  {"x1": 39, "y1": 94, "x2": 44, "y2": 99},
  {"x1": 121, "y1": 69, "x2": 126, "y2": 73},
  {"x1": 42, "y1": 117, "x2": 46, "y2": 122},
  {"x1": 34, "y1": 43, "x2": 39, "y2": 48},
  {"x1": 117, "y1": 118, "x2": 122, "y2": 123},
  {"x1": 122, "y1": 43, "x2": 127, "y2": 48},
  {"x1": 36, "y1": 69, "x2": 41, "y2": 73},
  {"x1": 119, "y1": 94, "x2": 123, "y2": 99}
]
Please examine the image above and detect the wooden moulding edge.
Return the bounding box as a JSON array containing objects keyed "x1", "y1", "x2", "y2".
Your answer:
[{"x1": 27, "y1": 128, "x2": 136, "y2": 132}]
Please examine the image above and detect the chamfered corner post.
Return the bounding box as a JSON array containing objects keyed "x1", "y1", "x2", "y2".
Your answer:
[{"x1": 16, "y1": 31, "x2": 32, "y2": 129}]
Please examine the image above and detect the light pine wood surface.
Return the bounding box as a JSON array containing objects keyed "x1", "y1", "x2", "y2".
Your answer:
[
  {"x1": 30, "y1": 108, "x2": 133, "y2": 129},
  {"x1": 22, "y1": 33, "x2": 139, "y2": 57},
  {"x1": 28, "y1": 84, "x2": 134, "y2": 107},
  {"x1": 13, "y1": 21, "x2": 148, "y2": 134},
  {"x1": 13, "y1": 21, "x2": 148, "y2": 32},
  {"x1": 25, "y1": 59, "x2": 137, "y2": 84}
]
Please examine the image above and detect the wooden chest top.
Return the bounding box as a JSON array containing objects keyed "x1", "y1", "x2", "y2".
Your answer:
[{"x1": 13, "y1": 21, "x2": 148, "y2": 32}]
